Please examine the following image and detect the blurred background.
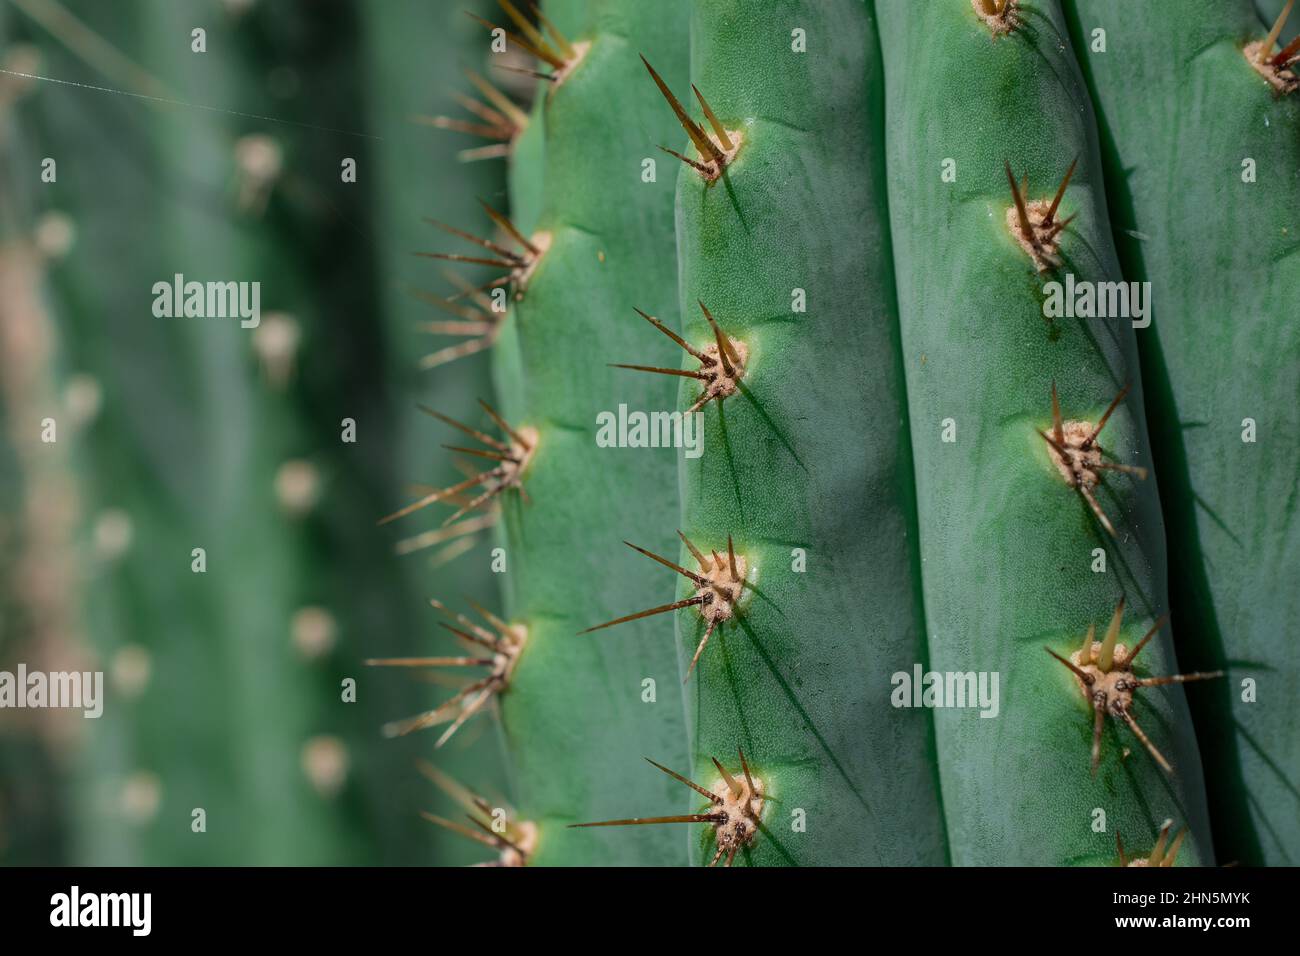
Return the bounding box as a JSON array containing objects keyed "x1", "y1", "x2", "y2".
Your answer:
[{"x1": 0, "y1": 0, "x2": 531, "y2": 865}]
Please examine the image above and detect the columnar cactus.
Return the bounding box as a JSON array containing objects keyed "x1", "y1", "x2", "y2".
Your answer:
[
  {"x1": 384, "y1": 0, "x2": 1299, "y2": 867},
  {"x1": 657, "y1": 0, "x2": 946, "y2": 866},
  {"x1": 1062, "y1": 0, "x2": 1300, "y2": 866},
  {"x1": 7, "y1": 0, "x2": 395, "y2": 864},
  {"x1": 360, "y1": 0, "x2": 515, "y2": 866},
  {"x1": 385, "y1": 0, "x2": 694, "y2": 865},
  {"x1": 17, "y1": 0, "x2": 1290, "y2": 869},
  {"x1": 875, "y1": 0, "x2": 1219, "y2": 867}
]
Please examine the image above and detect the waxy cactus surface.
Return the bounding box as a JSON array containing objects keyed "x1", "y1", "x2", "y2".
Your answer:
[{"x1": 396, "y1": 0, "x2": 1293, "y2": 868}]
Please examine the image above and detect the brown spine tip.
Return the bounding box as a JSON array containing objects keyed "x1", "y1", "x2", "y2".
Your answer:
[
  {"x1": 468, "y1": 6, "x2": 590, "y2": 84},
  {"x1": 1272, "y1": 34, "x2": 1300, "y2": 68},
  {"x1": 580, "y1": 535, "x2": 751, "y2": 682},
  {"x1": 467, "y1": 10, "x2": 564, "y2": 69},
  {"x1": 615, "y1": 303, "x2": 746, "y2": 413},
  {"x1": 1040, "y1": 384, "x2": 1146, "y2": 539},
  {"x1": 642, "y1": 55, "x2": 743, "y2": 181},
  {"x1": 1047, "y1": 601, "x2": 1223, "y2": 775},
  {"x1": 1004, "y1": 159, "x2": 1075, "y2": 272},
  {"x1": 416, "y1": 201, "x2": 547, "y2": 302},
  {"x1": 1118, "y1": 821, "x2": 1188, "y2": 867},
  {"x1": 1261, "y1": 0, "x2": 1295, "y2": 60},
  {"x1": 1043, "y1": 156, "x2": 1077, "y2": 227},
  {"x1": 372, "y1": 601, "x2": 525, "y2": 748},
  {"x1": 380, "y1": 402, "x2": 535, "y2": 529}
]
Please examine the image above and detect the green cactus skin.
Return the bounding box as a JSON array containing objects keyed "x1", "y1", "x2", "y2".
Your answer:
[
  {"x1": 876, "y1": 0, "x2": 1216, "y2": 866},
  {"x1": 480, "y1": 0, "x2": 693, "y2": 865},
  {"x1": 487, "y1": 95, "x2": 544, "y2": 444},
  {"x1": 667, "y1": 0, "x2": 948, "y2": 866},
  {"x1": 1062, "y1": 0, "x2": 1300, "y2": 866},
  {"x1": 12, "y1": 0, "x2": 1293, "y2": 872},
  {"x1": 506, "y1": 97, "x2": 546, "y2": 239}
]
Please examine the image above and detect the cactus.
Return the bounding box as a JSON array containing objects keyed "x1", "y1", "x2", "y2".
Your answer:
[
  {"x1": 0, "y1": 35, "x2": 80, "y2": 865},
  {"x1": 643, "y1": 0, "x2": 947, "y2": 866},
  {"x1": 360, "y1": 0, "x2": 516, "y2": 865},
  {"x1": 1117, "y1": 819, "x2": 1189, "y2": 868},
  {"x1": 6, "y1": 0, "x2": 410, "y2": 864},
  {"x1": 10, "y1": 0, "x2": 233, "y2": 864},
  {"x1": 383, "y1": 0, "x2": 693, "y2": 865},
  {"x1": 1062, "y1": 0, "x2": 1300, "y2": 865},
  {"x1": 7, "y1": 0, "x2": 1294, "y2": 870},
  {"x1": 383, "y1": 0, "x2": 1300, "y2": 869},
  {"x1": 486, "y1": 0, "x2": 694, "y2": 865},
  {"x1": 875, "y1": 0, "x2": 1220, "y2": 865}
]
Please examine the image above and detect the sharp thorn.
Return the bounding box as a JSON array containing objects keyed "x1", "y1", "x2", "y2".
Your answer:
[
  {"x1": 610, "y1": 363, "x2": 707, "y2": 380},
  {"x1": 578, "y1": 597, "x2": 705, "y2": 634},
  {"x1": 644, "y1": 757, "x2": 723, "y2": 804},
  {"x1": 1044, "y1": 646, "x2": 1095, "y2": 685},
  {"x1": 692, "y1": 84, "x2": 733, "y2": 150},
  {"x1": 623, "y1": 540, "x2": 710, "y2": 586},
  {"x1": 417, "y1": 403, "x2": 510, "y2": 451},
  {"x1": 1044, "y1": 155, "x2": 1078, "y2": 226}
]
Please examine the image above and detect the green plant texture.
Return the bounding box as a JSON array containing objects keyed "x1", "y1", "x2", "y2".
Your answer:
[
  {"x1": 395, "y1": 0, "x2": 1294, "y2": 867},
  {"x1": 3, "y1": 0, "x2": 1294, "y2": 871},
  {"x1": 1063, "y1": 0, "x2": 1300, "y2": 866}
]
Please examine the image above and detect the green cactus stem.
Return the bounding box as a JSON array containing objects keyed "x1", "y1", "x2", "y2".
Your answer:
[
  {"x1": 877, "y1": 0, "x2": 1218, "y2": 866},
  {"x1": 1063, "y1": 0, "x2": 1300, "y2": 866}
]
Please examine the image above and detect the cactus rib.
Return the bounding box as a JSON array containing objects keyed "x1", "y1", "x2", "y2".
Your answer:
[
  {"x1": 1063, "y1": 0, "x2": 1300, "y2": 865},
  {"x1": 660, "y1": 0, "x2": 949, "y2": 866},
  {"x1": 877, "y1": 0, "x2": 1216, "y2": 866}
]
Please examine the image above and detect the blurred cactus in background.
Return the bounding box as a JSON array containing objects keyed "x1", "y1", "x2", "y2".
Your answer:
[
  {"x1": 358, "y1": 0, "x2": 516, "y2": 866},
  {"x1": 0, "y1": 0, "x2": 508, "y2": 865},
  {"x1": 0, "y1": 26, "x2": 80, "y2": 864}
]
